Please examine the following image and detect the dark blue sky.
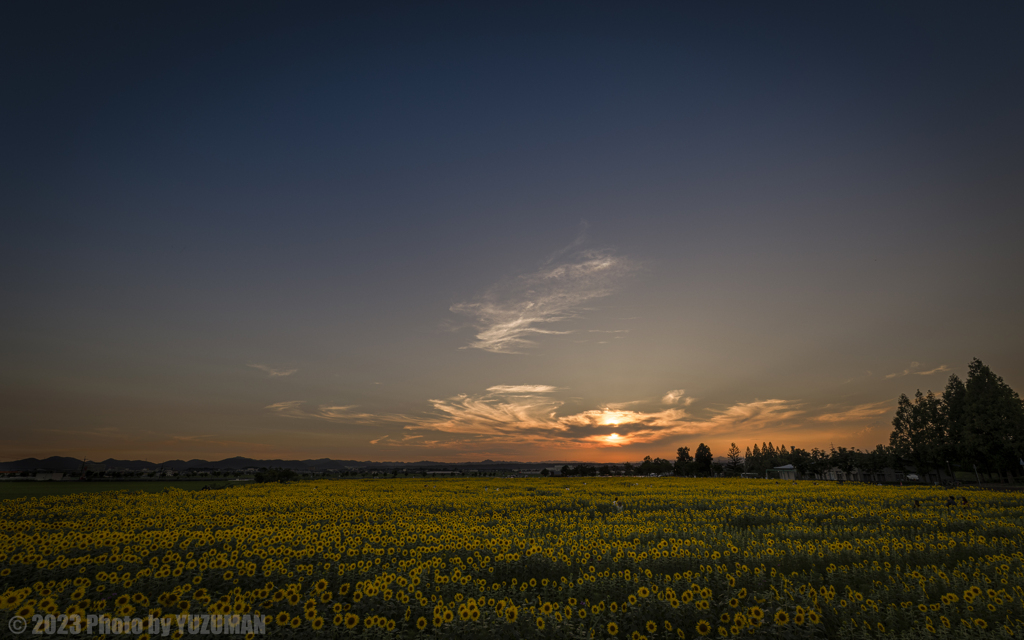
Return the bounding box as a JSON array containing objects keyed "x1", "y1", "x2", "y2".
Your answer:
[{"x1": 2, "y1": 1, "x2": 1022, "y2": 461}]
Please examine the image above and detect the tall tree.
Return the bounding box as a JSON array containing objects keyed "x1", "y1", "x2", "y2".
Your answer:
[
  {"x1": 694, "y1": 443, "x2": 713, "y2": 476},
  {"x1": 674, "y1": 447, "x2": 693, "y2": 476},
  {"x1": 938, "y1": 373, "x2": 967, "y2": 470},
  {"x1": 725, "y1": 443, "x2": 743, "y2": 475},
  {"x1": 963, "y1": 359, "x2": 1024, "y2": 481},
  {"x1": 889, "y1": 390, "x2": 942, "y2": 476}
]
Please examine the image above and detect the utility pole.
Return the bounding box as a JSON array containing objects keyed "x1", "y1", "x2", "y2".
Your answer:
[{"x1": 973, "y1": 463, "x2": 982, "y2": 486}]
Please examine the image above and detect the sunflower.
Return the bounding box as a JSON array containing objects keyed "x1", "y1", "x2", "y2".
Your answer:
[
  {"x1": 665, "y1": 620, "x2": 673, "y2": 631},
  {"x1": 443, "y1": 609, "x2": 454, "y2": 623},
  {"x1": 311, "y1": 617, "x2": 324, "y2": 630},
  {"x1": 638, "y1": 587, "x2": 650, "y2": 598},
  {"x1": 774, "y1": 610, "x2": 789, "y2": 625},
  {"x1": 720, "y1": 613, "x2": 730, "y2": 623},
  {"x1": 505, "y1": 606, "x2": 518, "y2": 623},
  {"x1": 289, "y1": 616, "x2": 301, "y2": 629},
  {"x1": 696, "y1": 619, "x2": 712, "y2": 636},
  {"x1": 275, "y1": 611, "x2": 290, "y2": 626},
  {"x1": 536, "y1": 617, "x2": 545, "y2": 630},
  {"x1": 646, "y1": 620, "x2": 658, "y2": 633},
  {"x1": 974, "y1": 619, "x2": 988, "y2": 630},
  {"x1": 541, "y1": 602, "x2": 553, "y2": 615},
  {"x1": 417, "y1": 616, "x2": 428, "y2": 630},
  {"x1": 607, "y1": 622, "x2": 619, "y2": 636},
  {"x1": 344, "y1": 613, "x2": 359, "y2": 629},
  {"x1": 807, "y1": 610, "x2": 820, "y2": 625},
  {"x1": 794, "y1": 612, "x2": 805, "y2": 625}
]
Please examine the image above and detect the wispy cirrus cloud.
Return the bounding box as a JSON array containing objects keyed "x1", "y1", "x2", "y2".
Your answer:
[
  {"x1": 450, "y1": 247, "x2": 633, "y2": 354},
  {"x1": 813, "y1": 400, "x2": 893, "y2": 423},
  {"x1": 404, "y1": 386, "x2": 801, "y2": 449},
  {"x1": 885, "y1": 362, "x2": 950, "y2": 378},
  {"x1": 264, "y1": 385, "x2": 808, "y2": 451},
  {"x1": 248, "y1": 364, "x2": 298, "y2": 377},
  {"x1": 263, "y1": 401, "x2": 408, "y2": 425}
]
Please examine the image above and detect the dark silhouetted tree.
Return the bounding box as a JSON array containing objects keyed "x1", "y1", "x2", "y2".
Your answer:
[
  {"x1": 674, "y1": 447, "x2": 693, "y2": 476},
  {"x1": 725, "y1": 443, "x2": 743, "y2": 475},
  {"x1": 694, "y1": 443, "x2": 713, "y2": 476},
  {"x1": 889, "y1": 389, "x2": 942, "y2": 477},
  {"x1": 963, "y1": 359, "x2": 1024, "y2": 482}
]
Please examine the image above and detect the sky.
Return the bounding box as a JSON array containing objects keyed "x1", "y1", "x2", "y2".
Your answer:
[{"x1": 2, "y1": 1, "x2": 1022, "y2": 463}]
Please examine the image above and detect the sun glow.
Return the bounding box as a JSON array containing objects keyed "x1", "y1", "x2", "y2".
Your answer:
[{"x1": 598, "y1": 410, "x2": 634, "y2": 426}]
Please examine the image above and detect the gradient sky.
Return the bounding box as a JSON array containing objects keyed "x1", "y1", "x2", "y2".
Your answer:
[{"x1": 2, "y1": 2, "x2": 1022, "y2": 463}]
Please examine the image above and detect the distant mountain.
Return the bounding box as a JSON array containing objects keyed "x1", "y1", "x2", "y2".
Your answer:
[{"x1": 0, "y1": 457, "x2": 83, "y2": 472}]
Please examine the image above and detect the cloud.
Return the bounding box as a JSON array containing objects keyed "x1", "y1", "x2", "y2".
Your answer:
[
  {"x1": 264, "y1": 384, "x2": 813, "y2": 452},
  {"x1": 450, "y1": 248, "x2": 633, "y2": 353},
  {"x1": 662, "y1": 389, "x2": 695, "y2": 405},
  {"x1": 813, "y1": 400, "x2": 893, "y2": 423},
  {"x1": 485, "y1": 385, "x2": 560, "y2": 394},
  {"x1": 884, "y1": 362, "x2": 949, "y2": 378},
  {"x1": 248, "y1": 364, "x2": 297, "y2": 377},
  {"x1": 397, "y1": 386, "x2": 801, "y2": 450},
  {"x1": 263, "y1": 401, "x2": 406, "y2": 425},
  {"x1": 915, "y1": 365, "x2": 950, "y2": 376}
]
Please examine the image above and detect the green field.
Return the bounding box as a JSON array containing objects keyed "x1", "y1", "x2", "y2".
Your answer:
[{"x1": 0, "y1": 480, "x2": 247, "y2": 499}]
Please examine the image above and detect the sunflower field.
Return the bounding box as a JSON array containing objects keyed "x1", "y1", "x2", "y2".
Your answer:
[{"x1": 2, "y1": 478, "x2": 1023, "y2": 638}]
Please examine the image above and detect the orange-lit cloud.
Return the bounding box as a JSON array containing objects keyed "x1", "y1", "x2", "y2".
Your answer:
[
  {"x1": 263, "y1": 401, "x2": 409, "y2": 425},
  {"x1": 262, "y1": 386, "x2": 901, "y2": 458},
  {"x1": 813, "y1": 400, "x2": 893, "y2": 423}
]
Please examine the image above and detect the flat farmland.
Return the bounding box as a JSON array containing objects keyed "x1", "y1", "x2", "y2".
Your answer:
[{"x1": 1, "y1": 478, "x2": 1022, "y2": 638}]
